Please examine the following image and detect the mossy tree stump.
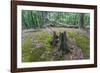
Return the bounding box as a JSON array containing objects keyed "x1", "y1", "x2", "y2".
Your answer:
[
  {"x1": 59, "y1": 31, "x2": 71, "y2": 58},
  {"x1": 51, "y1": 31, "x2": 71, "y2": 60},
  {"x1": 50, "y1": 31, "x2": 59, "y2": 46}
]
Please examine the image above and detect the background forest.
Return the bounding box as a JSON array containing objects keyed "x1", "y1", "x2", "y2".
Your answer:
[
  {"x1": 22, "y1": 10, "x2": 90, "y2": 29},
  {"x1": 22, "y1": 10, "x2": 90, "y2": 62}
]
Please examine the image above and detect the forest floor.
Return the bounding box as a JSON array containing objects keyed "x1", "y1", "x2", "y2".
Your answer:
[{"x1": 22, "y1": 27, "x2": 90, "y2": 62}]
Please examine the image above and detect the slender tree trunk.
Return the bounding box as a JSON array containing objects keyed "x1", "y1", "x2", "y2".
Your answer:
[
  {"x1": 30, "y1": 11, "x2": 36, "y2": 29},
  {"x1": 42, "y1": 11, "x2": 48, "y2": 27},
  {"x1": 79, "y1": 13, "x2": 84, "y2": 29}
]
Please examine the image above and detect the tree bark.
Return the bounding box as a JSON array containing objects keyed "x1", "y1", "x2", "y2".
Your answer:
[
  {"x1": 79, "y1": 13, "x2": 84, "y2": 29},
  {"x1": 42, "y1": 11, "x2": 49, "y2": 27},
  {"x1": 59, "y1": 32, "x2": 70, "y2": 55}
]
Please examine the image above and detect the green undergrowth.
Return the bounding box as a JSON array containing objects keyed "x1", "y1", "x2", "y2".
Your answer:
[
  {"x1": 22, "y1": 29, "x2": 90, "y2": 62},
  {"x1": 68, "y1": 31, "x2": 90, "y2": 59},
  {"x1": 22, "y1": 31, "x2": 53, "y2": 62},
  {"x1": 22, "y1": 36, "x2": 32, "y2": 62}
]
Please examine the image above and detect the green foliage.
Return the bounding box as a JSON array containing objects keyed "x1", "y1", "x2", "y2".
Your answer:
[
  {"x1": 22, "y1": 10, "x2": 44, "y2": 29},
  {"x1": 22, "y1": 10, "x2": 90, "y2": 29},
  {"x1": 83, "y1": 14, "x2": 90, "y2": 27}
]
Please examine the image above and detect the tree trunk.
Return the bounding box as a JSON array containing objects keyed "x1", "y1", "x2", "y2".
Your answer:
[
  {"x1": 50, "y1": 31, "x2": 59, "y2": 46},
  {"x1": 59, "y1": 32, "x2": 70, "y2": 55},
  {"x1": 42, "y1": 11, "x2": 49, "y2": 27},
  {"x1": 30, "y1": 11, "x2": 37, "y2": 29},
  {"x1": 79, "y1": 13, "x2": 84, "y2": 29}
]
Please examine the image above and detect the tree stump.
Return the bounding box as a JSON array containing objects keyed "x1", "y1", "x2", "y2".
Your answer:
[
  {"x1": 50, "y1": 31, "x2": 59, "y2": 46},
  {"x1": 59, "y1": 31, "x2": 71, "y2": 55}
]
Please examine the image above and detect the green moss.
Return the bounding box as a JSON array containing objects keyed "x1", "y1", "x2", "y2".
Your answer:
[
  {"x1": 67, "y1": 32, "x2": 77, "y2": 38},
  {"x1": 68, "y1": 31, "x2": 90, "y2": 59},
  {"x1": 22, "y1": 29, "x2": 90, "y2": 62},
  {"x1": 75, "y1": 34, "x2": 90, "y2": 59},
  {"x1": 29, "y1": 48, "x2": 46, "y2": 62},
  {"x1": 22, "y1": 31, "x2": 53, "y2": 62},
  {"x1": 33, "y1": 31, "x2": 53, "y2": 51},
  {"x1": 22, "y1": 37, "x2": 32, "y2": 62}
]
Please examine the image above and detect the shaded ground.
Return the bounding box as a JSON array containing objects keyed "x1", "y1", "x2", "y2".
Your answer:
[{"x1": 22, "y1": 27, "x2": 90, "y2": 62}]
